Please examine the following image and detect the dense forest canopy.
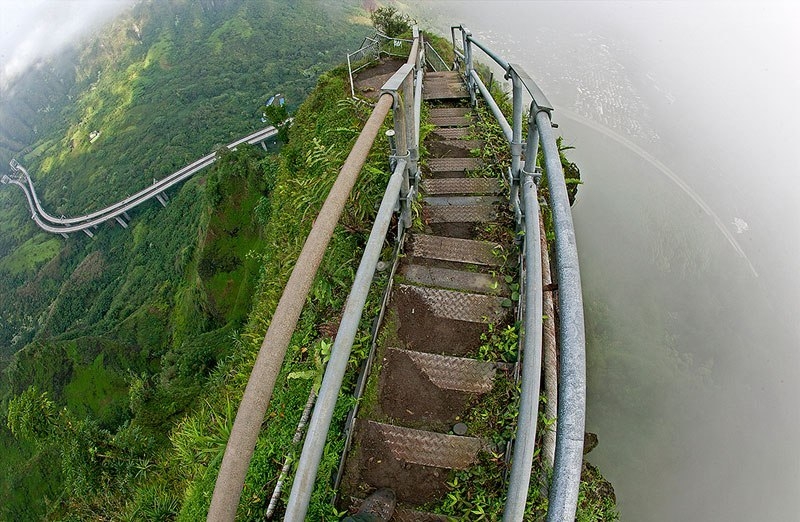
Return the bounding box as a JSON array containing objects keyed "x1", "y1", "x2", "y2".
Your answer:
[{"x1": 0, "y1": 0, "x2": 372, "y2": 518}]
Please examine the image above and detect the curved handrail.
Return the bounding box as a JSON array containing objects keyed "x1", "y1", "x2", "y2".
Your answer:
[
  {"x1": 452, "y1": 26, "x2": 587, "y2": 522},
  {"x1": 4, "y1": 126, "x2": 278, "y2": 233}
]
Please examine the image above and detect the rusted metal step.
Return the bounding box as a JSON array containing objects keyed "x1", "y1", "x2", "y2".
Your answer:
[
  {"x1": 423, "y1": 77, "x2": 469, "y2": 100},
  {"x1": 424, "y1": 204, "x2": 498, "y2": 224},
  {"x1": 429, "y1": 115, "x2": 471, "y2": 127},
  {"x1": 388, "y1": 347, "x2": 496, "y2": 393},
  {"x1": 422, "y1": 178, "x2": 502, "y2": 196},
  {"x1": 395, "y1": 283, "x2": 509, "y2": 324},
  {"x1": 432, "y1": 127, "x2": 470, "y2": 140},
  {"x1": 378, "y1": 347, "x2": 495, "y2": 424},
  {"x1": 429, "y1": 107, "x2": 470, "y2": 118},
  {"x1": 406, "y1": 234, "x2": 504, "y2": 267},
  {"x1": 424, "y1": 195, "x2": 502, "y2": 206},
  {"x1": 400, "y1": 263, "x2": 508, "y2": 296},
  {"x1": 428, "y1": 157, "x2": 482, "y2": 173},
  {"x1": 439, "y1": 139, "x2": 483, "y2": 151},
  {"x1": 426, "y1": 71, "x2": 463, "y2": 79},
  {"x1": 365, "y1": 420, "x2": 483, "y2": 469}
]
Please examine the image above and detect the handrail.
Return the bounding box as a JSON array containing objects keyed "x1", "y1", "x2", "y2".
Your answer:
[
  {"x1": 503, "y1": 172, "x2": 544, "y2": 520},
  {"x1": 283, "y1": 157, "x2": 407, "y2": 520},
  {"x1": 536, "y1": 108, "x2": 586, "y2": 522},
  {"x1": 453, "y1": 27, "x2": 587, "y2": 521},
  {"x1": 208, "y1": 28, "x2": 422, "y2": 522},
  {"x1": 207, "y1": 95, "x2": 394, "y2": 521},
  {"x1": 282, "y1": 28, "x2": 423, "y2": 520}
]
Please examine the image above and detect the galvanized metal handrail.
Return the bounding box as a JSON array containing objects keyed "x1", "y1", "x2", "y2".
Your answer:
[
  {"x1": 283, "y1": 157, "x2": 407, "y2": 520},
  {"x1": 207, "y1": 95, "x2": 397, "y2": 522},
  {"x1": 424, "y1": 40, "x2": 450, "y2": 71},
  {"x1": 281, "y1": 29, "x2": 423, "y2": 521},
  {"x1": 453, "y1": 26, "x2": 587, "y2": 522}
]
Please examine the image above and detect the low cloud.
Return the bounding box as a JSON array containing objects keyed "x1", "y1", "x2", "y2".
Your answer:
[{"x1": 0, "y1": 0, "x2": 135, "y2": 90}]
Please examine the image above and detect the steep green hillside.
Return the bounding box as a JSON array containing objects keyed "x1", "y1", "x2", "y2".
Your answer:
[
  {"x1": 0, "y1": 0, "x2": 370, "y2": 360},
  {"x1": 0, "y1": 0, "x2": 373, "y2": 519}
]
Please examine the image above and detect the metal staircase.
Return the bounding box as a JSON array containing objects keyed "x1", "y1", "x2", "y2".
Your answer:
[{"x1": 338, "y1": 79, "x2": 516, "y2": 516}]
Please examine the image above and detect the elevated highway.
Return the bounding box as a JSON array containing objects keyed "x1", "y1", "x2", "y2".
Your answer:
[{"x1": 1, "y1": 126, "x2": 278, "y2": 236}]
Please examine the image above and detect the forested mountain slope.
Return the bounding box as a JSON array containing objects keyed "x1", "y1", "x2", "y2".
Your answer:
[{"x1": 0, "y1": 1, "x2": 372, "y2": 518}]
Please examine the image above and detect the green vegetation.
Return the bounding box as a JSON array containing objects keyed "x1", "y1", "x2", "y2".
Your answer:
[{"x1": 0, "y1": 2, "x2": 615, "y2": 519}]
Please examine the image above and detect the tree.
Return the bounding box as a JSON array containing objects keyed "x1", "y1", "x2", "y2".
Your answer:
[
  {"x1": 370, "y1": 6, "x2": 411, "y2": 38},
  {"x1": 6, "y1": 386, "x2": 58, "y2": 444}
]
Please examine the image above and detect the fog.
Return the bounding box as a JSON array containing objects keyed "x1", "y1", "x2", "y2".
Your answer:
[
  {"x1": 0, "y1": 0, "x2": 134, "y2": 90},
  {"x1": 413, "y1": 1, "x2": 800, "y2": 520}
]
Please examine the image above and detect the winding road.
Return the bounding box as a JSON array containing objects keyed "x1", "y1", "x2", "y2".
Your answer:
[{"x1": 1, "y1": 126, "x2": 279, "y2": 236}]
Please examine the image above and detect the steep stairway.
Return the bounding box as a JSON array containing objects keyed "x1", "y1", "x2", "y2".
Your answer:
[{"x1": 340, "y1": 71, "x2": 515, "y2": 519}]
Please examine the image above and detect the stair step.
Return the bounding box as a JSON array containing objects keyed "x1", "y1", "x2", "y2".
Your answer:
[
  {"x1": 424, "y1": 204, "x2": 498, "y2": 224},
  {"x1": 424, "y1": 195, "x2": 502, "y2": 206},
  {"x1": 428, "y1": 157, "x2": 482, "y2": 173},
  {"x1": 432, "y1": 127, "x2": 470, "y2": 139},
  {"x1": 425, "y1": 71, "x2": 462, "y2": 80},
  {"x1": 423, "y1": 79, "x2": 469, "y2": 100},
  {"x1": 430, "y1": 115, "x2": 471, "y2": 127},
  {"x1": 400, "y1": 263, "x2": 508, "y2": 296},
  {"x1": 438, "y1": 139, "x2": 483, "y2": 151},
  {"x1": 422, "y1": 177, "x2": 501, "y2": 196},
  {"x1": 430, "y1": 107, "x2": 470, "y2": 118},
  {"x1": 388, "y1": 347, "x2": 496, "y2": 393},
  {"x1": 396, "y1": 283, "x2": 509, "y2": 324},
  {"x1": 348, "y1": 498, "x2": 450, "y2": 522},
  {"x1": 407, "y1": 234, "x2": 504, "y2": 267},
  {"x1": 365, "y1": 420, "x2": 483, "y2": 469}
]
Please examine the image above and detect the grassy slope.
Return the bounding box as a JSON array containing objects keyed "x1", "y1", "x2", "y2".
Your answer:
[{"x1": 0, "y1": 1, "x2": 372, "y2": 519}]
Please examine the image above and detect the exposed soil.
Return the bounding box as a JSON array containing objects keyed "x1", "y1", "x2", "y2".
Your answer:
[
  {"x1": 341, "y1": 421, "x2": 453, "y2": 506},
  {"x1": 377, "y1": 347, "x2": 477, "y2": 428},
  {"x1": 391, "y1": 286, "x2": 488, "y2": 357},
  {"x1": 353, "y1": 58, "x2": 407, "y2": 99}
]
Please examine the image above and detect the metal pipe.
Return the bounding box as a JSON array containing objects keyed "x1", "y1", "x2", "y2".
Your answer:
[
  {"x1": 518, "y1": 112, "x2": 540, "y2": 227},
  {"x1": 207, "y1": 93, "x2": 395, "y2": 522},
  {"x1": 283, "y1": 158, "x2": 408, "y2": 521},
  {"x1": 509, "y1": 70, "x2": 524, "y2": 224},
  {"x1": 536, "y1": 108, "x2": 586, "y2": 522},
  {"x1": 465, "y1": 34, "x2": 510, "y2": 71},
  {"x1": 539, "y1": 212, "x2": 558, "y2": 470},
  {"x1": 503, "y1": 172, "x2": 543, "y2": 521},
  {"x1": 470, "y1": 69, "x2": 512, "y2": 141}
]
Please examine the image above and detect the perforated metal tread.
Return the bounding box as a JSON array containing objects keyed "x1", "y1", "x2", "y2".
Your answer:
[
  {"x1": 424, "y1": 195, "x2": 503, "y2": 206},
  {"x1": 387, "y1": 347, "x2": 496, "y2": 393},
  {"x1": 424, "y1": 204, "x2": 497, "y2": 224},
  {"x1": 365, "y1": 420, "x2": 483, "y2": 469},
  {"x1": 430, "y1": 107, "x2": 471, "y2": 118},
  {"x1": 440, "y1": 139, "x2": 484, "y2": 151},
  {"x1": 422, "y1": 178, "x2": 501, "y2": 196},
  {"x1": 400, "y1": 263, "x2": 507, "y2": 296},
  {"x1": 407, "y1": 234, "x2": 504, "y2": 266},
  {"x1": 429, "y1": 115, "x2": 471, "y2": 127},
  {"x1": 426, "y1": 71, "x2": 463, "y2": 79},
  {"x1": 428, "y1": 157, "x2": 482, "y2": 173},
  {"x1": 396, "y1": 283, "x2": 509, "y2": 324},
  {"x1": 423, "y1": 79, "x2": 469, "y2": 100},
  {"x1": 432, "y1": 127, "x2": 470, "y2": 139}
]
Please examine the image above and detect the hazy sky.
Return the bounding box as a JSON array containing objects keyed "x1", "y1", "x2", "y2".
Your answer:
[{"x1": 0, "y1": 0, "x2": 134, "y2": 89}]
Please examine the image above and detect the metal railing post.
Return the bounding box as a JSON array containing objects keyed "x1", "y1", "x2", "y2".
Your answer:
[
  {"x1": 463, "y1": 29, "x2": 476, "y2": 106},
  {"x1": 519, "y1": 106, "x2": 540, "y2": 228},
  {"x1": 509, "y1": 69, "x2": 524, "y2": 225}
]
